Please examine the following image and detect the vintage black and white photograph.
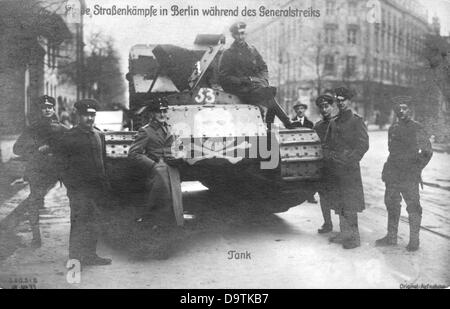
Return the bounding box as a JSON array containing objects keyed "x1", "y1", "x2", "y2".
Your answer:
[{"x1": 0, "y1": 0, "x2": 449, "y2": 290}]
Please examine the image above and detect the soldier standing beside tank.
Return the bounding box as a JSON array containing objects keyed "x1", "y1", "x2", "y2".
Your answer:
[
  {"x1": 313, "y1": 94, "x2": 337, "y2": 234},
  {"x1": 128, "y1": 98, "x2": 181, "y2": 224},
  {"x1": 58, "y1": 99, "x2": 112, "y2": 267},
  {"x1": 13, "y1": 95, "x2": 69, "y2": 247},
  {"x1": 218, "y1": 22, "x2": 295, "y2": 129},
  {"x1": 376, "y1": 97, "x2": 432, "y2": 251},
  {"x1": 326, "y1": 87, "x2": 369, "y2": 249}
]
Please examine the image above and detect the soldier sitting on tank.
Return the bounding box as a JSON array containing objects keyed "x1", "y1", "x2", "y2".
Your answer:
[
  {"x1": 218, "y1": 21, "x2": 295, "y2": 129},
  {"x1": 128, "y1": 98, "x2": 181, "y2": 224}
]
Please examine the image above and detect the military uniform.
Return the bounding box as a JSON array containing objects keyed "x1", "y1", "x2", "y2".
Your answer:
[
  {"x1": 128, "y1": 103, "x2": 180, "y2": 222},
  {"x1": 327, "y1": 88, "x2": 369, "y2": 249},
  {"x1": 218, "y1": 22, "x2": 294, "y2": 128},
  {"x1": 377, "y1": 115, "x2": 432, "y2": 251},
  {"x1": 58, "y1": 99, "x2": 111, "y2": 266},
  {"x1": 218, "y1": 40, "x2": 269, "y2": 96},
  {"x1": 13, "y1": 95, "x2": 69, "y2": 247},
  {"x1": 314, "y1": 116, "x2": 334, "y2": 232}
]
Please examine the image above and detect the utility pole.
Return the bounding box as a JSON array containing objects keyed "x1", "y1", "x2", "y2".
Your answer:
[{"x1": 73, "y1": 0, "x2": 85, "y2": 100}]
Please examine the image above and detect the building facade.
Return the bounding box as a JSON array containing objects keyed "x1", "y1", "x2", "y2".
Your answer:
[
  {"x1": 0, "y1": 0, "x2": 79, "y2": 136},
  {"x1": 0, "y1": 0, "x2": 79, "y2": 163},
  {"x1": 247, "y1": 0, "x2": 432, "y2": 123}
]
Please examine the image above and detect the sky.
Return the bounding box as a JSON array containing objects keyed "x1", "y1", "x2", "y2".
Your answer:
[
  {"x1": 81, "y1": 0, "x2": 450, "y2": 75},
  {"x1": 420, "y1": 0, "x2": 450, "y2": 34}
]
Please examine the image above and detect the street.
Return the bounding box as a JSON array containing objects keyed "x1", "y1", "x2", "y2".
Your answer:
[{"x1": 0, "y1": 130, "x2": 449, "y2": 289}]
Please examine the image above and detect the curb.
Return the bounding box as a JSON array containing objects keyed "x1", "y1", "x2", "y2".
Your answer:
[
  {"x1": 432, "y1": 144, "x2": 450, "y2": 154},
  {"x1": 0, "y1": 186, "x2": 29, "y2": 232}
]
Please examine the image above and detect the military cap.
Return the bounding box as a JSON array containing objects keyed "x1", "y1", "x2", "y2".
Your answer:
[
  {"x1": 38, "y1": 95, "x2": 56, "y2": 107},
  {"x1": 323, "y1": 89, "x2": 336, "y2": 97},
  {"x1": 334, "y1": 87, "x2": 354, "y2": 101},
  {"x1": 293, "y1": 101, "x2": 308, "y2": 109},
  {"x1": 230, "y1": 21, "x2": 246, "y2": 35},
  {"x1": 147, "y1": 97, "x2": 169, "y2": 112},
  {"x1": 74, "y1": 99, "x2": 99, "y2": 115},
  {"x1": 392, "y1": 95, "x2": 413, "y2": 106},
  {"x1": 315, "y1": 94, "x2": 334, "y2": 106}
]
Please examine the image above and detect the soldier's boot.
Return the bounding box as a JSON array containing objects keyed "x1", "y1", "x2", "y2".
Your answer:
[
  {"x1": 30, "y1": 226, "x2": 41, "y2": 248},
  {"x1": 81, "y1": 255, "x2": 112, "y2": 266},
  {"x1": 342, "y1": 214, "x2": 360, "y2": 250},
  {"x1": 329, "y1": 215, "x2": 347, "y2": 244},
  {"x1": 406, "y1": 212, "x2": 421, "y2": 252},
  {"x1": 318, "y1": 204, "x2": 333, "y2": 234},
  {"x1": 29, "y1": 206, "x2": 41, "y2": 248},
  {"x1": 265, "y1": 98, "x2": 296, "y2": 129},
  {"x1": 375, "y1": 209, "x2": 400, "y2": 247}
]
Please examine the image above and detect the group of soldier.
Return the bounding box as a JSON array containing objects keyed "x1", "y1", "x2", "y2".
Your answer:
[
  {"x1": 14, "y1": 97, "x2": 112, "y2": 267},
  {"x1": 217, "y1": 21, "x2": 433, "y2": 251},
  {"x1": 10, "y1": 21, "x2": 433, "y2": 271}
]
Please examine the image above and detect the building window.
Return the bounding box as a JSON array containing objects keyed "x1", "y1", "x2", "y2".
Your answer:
[
  {"x1": 380, "y1": 61, "x2": 384, "y2": 80},
  {"x1": 347, "y1": 28, "x2": 357, "y2": 45},
  {"x1": 386, "y1": 62, "x2": 390, "y2": 80},
  {"x1": 387, "y1": 23, "x2": 391, "y2": 53},
  {"x1": 346, "y1": 56, "x2": 356, "y2": 76},
  {"x1": 393, "y1": 36, "x2": 397, "y2": 53},
  {"x1": 374, "y1": 24, "x2": 380, "y2": 49},
  {"x1": 324, "y1": 26, "x2": 336, "y2": 44},
  {"x1": 373, "y1": 58, "x2": 378, "y2": 78},
  {"x1": 348, "y1": 0, "x2": 357, "y2": 16},
  {"x1": 296, "y1": 57, "x2": 302, "y2": 80},
  {"x1": 326, "y1": 0, "x2": 335, "y2": 16},
  {"x1": 391, "y1": 64, "x2": 395, "y2": 83},
  {"x1": 324, "y1": 55, "x2": 335, "y2": 72}
]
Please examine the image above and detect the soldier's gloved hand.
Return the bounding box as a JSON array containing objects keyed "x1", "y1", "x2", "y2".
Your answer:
[
  {"x1": 322, "y1": 147, "x2": 332, "y2": 160},
  {"x1": 250, "y1": 76, "x2": 269, "y2": 87},
  {"x1": 165, "y1": 158, "x2": 183, "y2": 167},
  {"x1": 38, "y1": 144, "x2": 50, "y2": 154},
  {"x1": 154, "y1": 160, "x2": 167, "y2": 169},
  {"x1": 239, "y1": 76, "x2": 251, "y2": 86},
  {"x1": 416, "y1": 149, "x2": 432, "y2": 170},
  {"x1": 330, "y1": 153, "x2": 348, "y2": 166}
]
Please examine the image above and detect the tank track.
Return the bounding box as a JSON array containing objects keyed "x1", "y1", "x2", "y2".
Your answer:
[{"x1": 277, "y1": 128, "x2": 323, "y2": 182}]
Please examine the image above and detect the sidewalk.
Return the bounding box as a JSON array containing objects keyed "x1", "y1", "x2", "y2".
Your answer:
[{"x1": 0, "y1": 159, "x2": 28, "y2": 230}]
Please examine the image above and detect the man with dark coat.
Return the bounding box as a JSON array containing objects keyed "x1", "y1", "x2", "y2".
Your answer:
[
  {"x1": 376, "y1": 96, "x2": 432, "y2": 251},
  {"x1": 218, "y1": 21, "x2": 294, "y2": 129},
  {"x1": 13, "y1": 95, "x2": 69, "y2": 247},
  {"x1": 313, "y1": 94, "x2": 337, "y2": 234},
  {"x1": 292, "y1": 102, "x2": 314, "y2": 129},
  {"x1": 327, "y1": 87, "x2": 369, "y2": 249},
  {"x1": 58, "y1": 99, "x2": 112, "y2": 267},
  {"x1": 128, "y1": 98, "x2": 181, "y2": 223}
]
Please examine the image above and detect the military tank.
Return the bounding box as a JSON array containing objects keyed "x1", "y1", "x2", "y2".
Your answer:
[{"x1": 104, "y1": 34, "x2": 323, "y2": 215}]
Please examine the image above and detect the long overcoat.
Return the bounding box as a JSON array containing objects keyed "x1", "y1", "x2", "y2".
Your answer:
[
  {"x1": 328, "y1": 109, "x2": 369, "y2": 214},
  {"x1": 57, "y1": 125, "x2": 108, "y2": 195},
  {"x1": 128, "y1": 120, "x2": 176, "y2": 211}
]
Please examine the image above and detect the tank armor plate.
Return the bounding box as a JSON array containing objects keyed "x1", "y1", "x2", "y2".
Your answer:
[{"x1": 278, "y1": 128, "x2": 323, "y2": 181}]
